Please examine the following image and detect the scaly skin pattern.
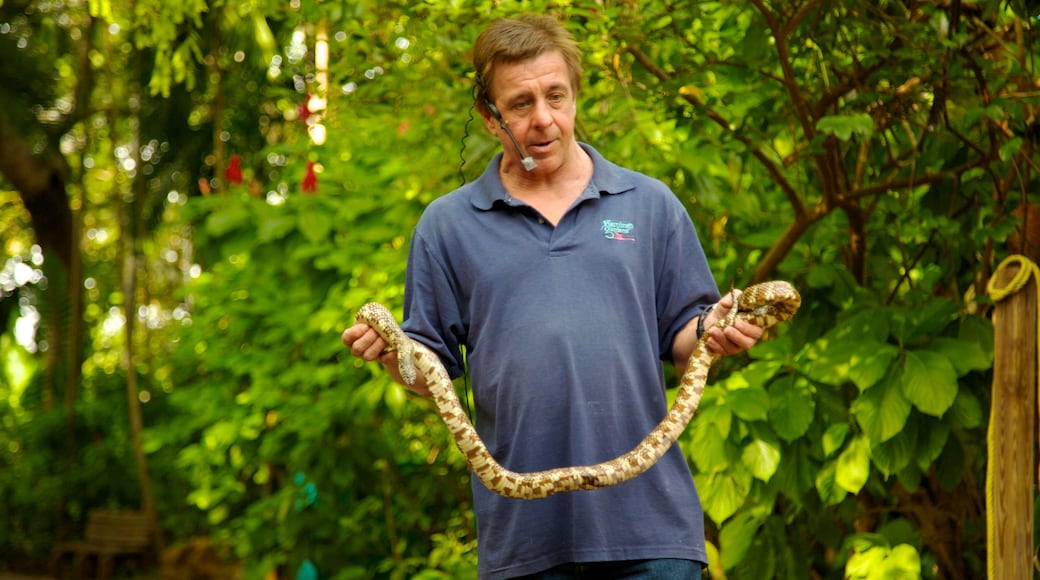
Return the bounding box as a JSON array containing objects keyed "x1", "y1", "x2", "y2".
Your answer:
[{"x1": 356, "y1": 280, "x2": 801, "y2": 499}]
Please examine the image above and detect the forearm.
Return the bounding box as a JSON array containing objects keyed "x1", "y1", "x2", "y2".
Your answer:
[{"x1": 671, "y1": 313, "x2": 706, "y2": 375}]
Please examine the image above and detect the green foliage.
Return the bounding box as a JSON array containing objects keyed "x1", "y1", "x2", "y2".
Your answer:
[
  {"x1": 843, "y1": 524, "x2": 925, "y2": 580},
  {"x1": 151, "y1": 177, "x2": 478, "y2": 574},
  {"x1": 149, "y1": 183, "x2": 479, "y2": 576},
  {"x1": 2, "y1": 0, "x2": 1038, "y2": 577}
]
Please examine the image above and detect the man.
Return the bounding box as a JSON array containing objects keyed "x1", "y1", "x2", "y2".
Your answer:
[{"x1": 343, "y1": 14, "x2": 763, "y2": 579}]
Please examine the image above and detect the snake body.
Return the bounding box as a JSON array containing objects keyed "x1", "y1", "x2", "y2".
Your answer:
[{"x1": 356, "y1": 280, "x2": 800, "y2": 500}]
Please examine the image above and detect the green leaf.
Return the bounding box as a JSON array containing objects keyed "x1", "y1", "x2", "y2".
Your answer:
[
  {"x1": 900, "y1": 350, "x2": 957, "y2": 417},
  {"x1": 205, "y1": 203, "x2": 251, "y2": 236},
  {"x1": 822, "y1": 423, "x2": 850, "y2": 457},
  {"x1": 935, "y1": 435, "x2": 966, "y2": 491},
  {"x1": 915, "y1": 421, "x2": 950, "y2": 471},
  {"x1": 896, "y1": 464, "x2": 923, "y2": 492},
  {"x1": 687, "y1": 406, "x2": 734, "y2": 472},
  {"x1": 871, "y1": 420, "x2": 915, "y2": 477},
  {"x1": 696, "y1": 469, "x2": 752, "y2": 524},
  {"x1": 844, "y1": 535, "x2": 922, "y2": 580},
  {"x1": 1000, "y1": 136, "x2": 1023, "y2": 161},
  {"x1": 299, "y1": 210, "x2": 333, "y2": 244},
  {"x1": 257, "y1": 214, "x2": 297, "y2": 242},
  {"x1": 835, "y1": 436, "x2": 871, "y2": 493},
  {"x1": 775, "y1": 442, "x2": 815, "y2": 500},
  {"x1": 845, "y1": 545, "x2": 885, "y2": 579},
  {"x1": 737, "y1": 358, "x2": 785, "y2": 386},
  {"x1": 814, "y1": 461, "x2": 847, "y2": 506},
  {"x1": 742, "y1": 438, "x2": 781, "y2": 482},
  {"x1": 720, "y1": 510, "x2": 764, "y2": 570},
  {"x1": 887, "y1": 544, "x2": 923, "y2": 577},
  {"x1": 851, "y1": 374, "x2": 911, "y2": 442},
  {"x1": 959, "y1": 313, "x2": 994, "y2": 361},
  {"x1": 945, "y1": 390, "x2": 984, "y2": 429},
  {"x1": 726, "y1": 386, "x2": 770, "y2": 422},
  {"x1": 827, "y1": 308, "x2": 893, "y2": 343},
  {"x1": 816, "y1": 113, "x2": 875, "y2": 140},
  {"x1": 805, "y1": 264, "x2": 860, "y2": 305},
  {"x1": 927, "y1": 336, "x2": 990, "y2": 375},
  {"x1": 769, "y1": 376, "x2": 815, "y2": 441},
  {"x1": 803, "y1": 339, "x2": 898, "y2": 391},
  {"x1": 879, "y1": 518, "x2": 921, "y2": 548}
]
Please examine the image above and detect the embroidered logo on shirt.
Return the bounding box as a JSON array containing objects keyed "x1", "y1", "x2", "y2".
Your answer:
[{"x1": 601, "y1": 219, "x2": 636, "y2": 241}]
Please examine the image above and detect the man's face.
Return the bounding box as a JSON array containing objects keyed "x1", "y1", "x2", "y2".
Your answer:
[{"x1": 485, "y1": 50, "x2": 578, "y2": 173}]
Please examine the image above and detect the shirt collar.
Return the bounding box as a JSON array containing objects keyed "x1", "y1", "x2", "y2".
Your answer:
[{"x1": 468, "y1": 143, "x2": 637, "y2": 211}]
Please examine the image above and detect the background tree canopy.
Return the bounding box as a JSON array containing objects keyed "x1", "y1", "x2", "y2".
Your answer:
[{"x1": 1, "y1": 0, "x2": 1038, "y2": 578}]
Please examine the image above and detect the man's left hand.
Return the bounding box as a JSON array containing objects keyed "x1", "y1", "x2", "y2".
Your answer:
[{"x1": 702, "y1": 290, "x2": 763, "y2": 356}]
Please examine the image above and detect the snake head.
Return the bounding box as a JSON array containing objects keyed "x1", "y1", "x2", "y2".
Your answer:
[
  {"x1": 734, "y1": 281, "x2": 802, "y2": 330},
  {"x1": 356, "y1": 302, "x2": 418, "y2": 386},
  {"x1": 397, "y1": 343, "x2": 417, "y2": 385}
]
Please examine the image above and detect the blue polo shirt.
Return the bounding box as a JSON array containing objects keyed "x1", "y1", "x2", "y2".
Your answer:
[{"x1": 402, "y1": 144, "x2": 720, "y2": 579}]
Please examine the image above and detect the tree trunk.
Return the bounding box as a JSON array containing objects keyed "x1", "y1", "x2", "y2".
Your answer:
[
  {"x1": 119, "y1": 50, "x2": 165, "y2": 552},
  {"x1": 0, "y1": 114, "x2": 75, "y2": 413},
  {"x1": 0, "y1": 109, "x2": 82, "y2": 542}
]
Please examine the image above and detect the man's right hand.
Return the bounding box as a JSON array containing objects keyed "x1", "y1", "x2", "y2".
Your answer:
[
  {"x1": 343, "y1": 323, "x2": 389, "y2": 362},
  {"x1": 342, "y1": 323, "x2": 432, "y2": 396}
]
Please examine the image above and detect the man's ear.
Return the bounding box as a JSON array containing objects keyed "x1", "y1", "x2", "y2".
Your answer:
[{"x1": 480, "y1": 110, "x2": 499, "y2": 133}]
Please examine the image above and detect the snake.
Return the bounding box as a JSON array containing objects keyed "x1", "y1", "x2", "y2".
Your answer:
[{"x1": 356, "y1": 280, "x2": 800, "y2": 500}]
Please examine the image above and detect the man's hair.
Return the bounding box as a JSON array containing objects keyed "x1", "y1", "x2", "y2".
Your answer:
[{"x1": 472, "y1": 15, "x2": 583, "y2": 116}]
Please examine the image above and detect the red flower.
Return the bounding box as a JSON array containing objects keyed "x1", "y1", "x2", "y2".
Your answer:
[
  {"x1": 225, "y1": 154, "x2": 243, "y2": 185},
  {"x1": 301, "y1": 161, "x2": 318, "y2": 194},
  {"x1": 299, "y1": 95, "x2": 312, "y2": 123}
]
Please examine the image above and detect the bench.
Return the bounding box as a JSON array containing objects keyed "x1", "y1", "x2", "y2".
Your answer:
[{"x1": 50, "y1": 509, "x2": 154, "y2": 579}]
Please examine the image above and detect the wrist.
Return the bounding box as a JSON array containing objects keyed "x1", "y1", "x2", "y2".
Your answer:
[{"x1": 697, "y1": 305, "x2": 714, "y2": 339}]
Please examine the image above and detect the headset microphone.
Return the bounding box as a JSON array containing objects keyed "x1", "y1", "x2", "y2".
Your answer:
[{"x1": 487, "y1": 102, "x2": 538, "y2": 171}]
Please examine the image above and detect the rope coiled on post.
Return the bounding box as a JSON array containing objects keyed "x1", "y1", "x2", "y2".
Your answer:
[{"x1": 984, "y1": 253, "x2": 1040, "y2": 579}]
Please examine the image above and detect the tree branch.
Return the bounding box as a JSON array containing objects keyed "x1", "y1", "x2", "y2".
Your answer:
[{"x1": 623, "y1": 44, "x2": 808, "y2": 220}]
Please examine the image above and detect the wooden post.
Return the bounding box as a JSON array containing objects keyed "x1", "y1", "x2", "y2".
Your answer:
[{"x1": 987, "y1": 259, "x2": 1038, "y2": 580}]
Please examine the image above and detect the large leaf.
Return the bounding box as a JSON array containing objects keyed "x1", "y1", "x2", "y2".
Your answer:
[
  {"x1": 802, "y1": 338, "x2": 898, "y2": 391},
  {"x1": 927, "y1": 336, "x2": 990, "y2": 375},
  {"x1": 726, "y1": 385, "x2": 771, "y2": 422},
  {"x1": 205, "y1": 202, "x2": 252, "y2": 237},
  {"x1": 816, "y1": 113, "x2": 875, "y2": 141},
  {"x1": 851, "y1": 373, "x2": 912, "y2": 443},
  {"x1": 822, "y1": 423, "x2": 851, "y2": 458},
  {"x1": 696, "y1": 468, "x2": 753, "y2": 525},
  {"x1": 686, "y1": 400, "x2": 734, "y2": 473},
  {"x1": 871, "y1": 419, "x2": 916, "y2": 478},
  {"x1": 835, "y1": 436, "x2": 871, "y2": 494},
  {"x1": 915, "y1": 421, "x2": 950, "y2": 472},
  {"x1": 742, "y1": 437, "x2": 781, "y2": 482},
  {"x1": 774, "y1": 441, "x2": 816, "y2": 501},
  {"x1": 945, "y1": 390, "x2": 984, "y2": 429},
  {"x1": 719, "y1": 509, "x2": 765, "y2": 570},
  {"x1": 900, "y1": 350, "x2": 957, "y2": 417},
  {"x1": 768, "y1": 376, "x2": 815, "y2": 442},
  {"x1": 814, "y1": 461, "x2": 847, "y2": 506}
]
